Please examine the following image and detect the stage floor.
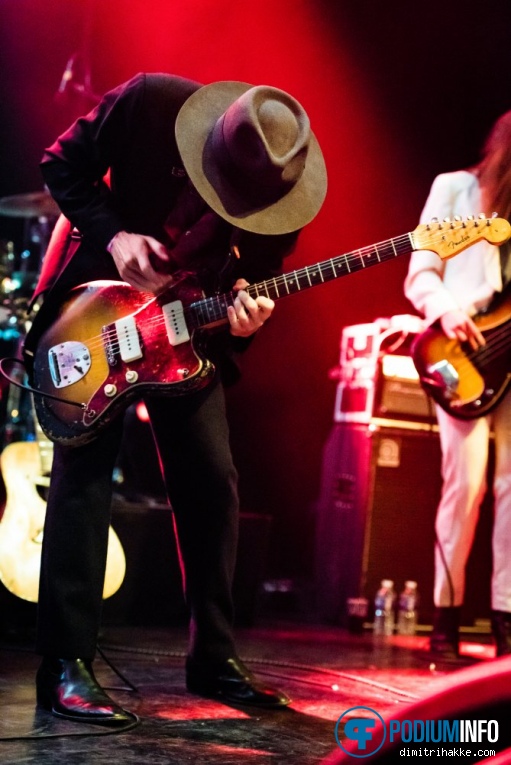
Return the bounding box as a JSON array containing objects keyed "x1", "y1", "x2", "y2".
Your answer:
[{"x1": 0, "y1": 619, "x2": 501, "y2": 765}]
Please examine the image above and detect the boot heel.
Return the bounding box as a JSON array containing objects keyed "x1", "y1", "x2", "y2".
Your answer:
[{"x1": 430, "y1": 606, "x2": 460, "y2": 659}]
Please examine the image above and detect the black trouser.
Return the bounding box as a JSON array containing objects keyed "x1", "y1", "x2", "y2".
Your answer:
[{"x1": 36, "y1": 378, "x2": 239, "y2": 663}]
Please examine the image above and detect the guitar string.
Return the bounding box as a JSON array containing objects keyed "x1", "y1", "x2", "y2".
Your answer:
[
  {"x1": 53, "y1": 235, "x2": 412, "y2": 353},
  {"x1": 427, "y1": 318, "x2": 511, "y2": 382},
  {"x1": 51, "y1": 225, "x2": 499, "y2": 355}
]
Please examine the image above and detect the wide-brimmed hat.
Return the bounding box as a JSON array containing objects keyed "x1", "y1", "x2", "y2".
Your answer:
[{"x1": 175, "y1": 81, "x2": 327, "y2": 235}]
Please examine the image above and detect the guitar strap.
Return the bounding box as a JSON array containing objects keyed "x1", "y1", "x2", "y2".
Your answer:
[{"x1": 22, "y1": 229, "x2": 84, "y2": 372}]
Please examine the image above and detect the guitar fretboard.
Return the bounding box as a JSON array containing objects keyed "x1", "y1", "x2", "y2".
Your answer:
[{"x1": 188, "y1": 233, "x2": 414, "y2": 329}]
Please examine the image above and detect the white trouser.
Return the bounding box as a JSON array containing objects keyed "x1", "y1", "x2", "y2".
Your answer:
[{"x1": 434, "y1": 391, "x2": 511, "y2": 612}]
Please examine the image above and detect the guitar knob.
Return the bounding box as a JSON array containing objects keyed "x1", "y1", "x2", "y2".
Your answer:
[
  {"x1": 125, "y1": 370, "x2": 138, "y2": 383},
  {"x1": 104, "y1": 384, "x2": 117, "y2": 397}
]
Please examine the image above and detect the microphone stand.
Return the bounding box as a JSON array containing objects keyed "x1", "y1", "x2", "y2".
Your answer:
[{"x1": 54, "y1": 0, "x2": 101, "y2": 106}]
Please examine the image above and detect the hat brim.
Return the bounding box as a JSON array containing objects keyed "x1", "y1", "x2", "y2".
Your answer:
[{"x1": 175, "y1": 81, "x2": 327, "y2": 235}]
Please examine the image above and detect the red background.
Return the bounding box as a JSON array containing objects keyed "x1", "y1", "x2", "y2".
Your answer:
[{"x1": 1, "y1": 0, "x2": 511, "y2": 579}]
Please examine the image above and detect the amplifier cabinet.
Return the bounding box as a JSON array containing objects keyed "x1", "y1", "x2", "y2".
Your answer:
[
  {"x1": 314, "y1": 421, "x2": 493, "y2": 627},
  {"x1": 333, "y1": 317, "x2": 437, "y2": 427},
  {"x1": 335, "y1": 355, "x2": 437, "y2": 426}
]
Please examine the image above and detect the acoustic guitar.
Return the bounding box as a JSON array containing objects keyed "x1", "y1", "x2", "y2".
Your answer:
[
  {"x1": 27, "y1": 215, "x2": 510, "y2": 445},
  {"x1": 0, "y1": 411, "x2": 126, "y2": 602},
  {"x1": 412, "y1": 281, "x2": 511, "y2": 419}
]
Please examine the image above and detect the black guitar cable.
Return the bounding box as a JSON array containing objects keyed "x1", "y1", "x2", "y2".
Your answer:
[
  {"x1": 0, "y1": 356, "x2": 86, "y2": 410},
  {"x1": 423, "y1": 391, "x2": 456, "y2": 608}
]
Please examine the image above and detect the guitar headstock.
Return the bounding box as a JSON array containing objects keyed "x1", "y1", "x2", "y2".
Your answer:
[{"x1": 412, "y1": 214, "x2": 511, "y2": 260}]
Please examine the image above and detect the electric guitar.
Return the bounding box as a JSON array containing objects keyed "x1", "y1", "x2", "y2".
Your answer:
[
  {"x1": 28, "y1": 215, "x2": 510, "y2": 445},
  {"x1": 412, "y1": 281, "x2": 511, "y2": 419},
  {"x1": 0, "y1": 412, "x2": 126, "y2": 602}
]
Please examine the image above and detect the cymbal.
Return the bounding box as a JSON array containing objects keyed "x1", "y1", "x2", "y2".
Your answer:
[{"x1": 0, "y1": 191, "x2": 60, "y2": 219}]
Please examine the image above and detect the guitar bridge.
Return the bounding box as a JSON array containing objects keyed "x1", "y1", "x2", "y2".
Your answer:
[{"x1": 48, "y1": 342, "x2": 92, "y2": 389}]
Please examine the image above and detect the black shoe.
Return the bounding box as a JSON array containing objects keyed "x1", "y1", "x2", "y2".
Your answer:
[
  {"x1": 186, "y1": 655, "x2": 291, "y2": 709},
  {"x1": 36, "y1": 657, "x2": 133, "y2": 725},
  {"x1": 430, "y1": 606, "x2": 460, "y2": 660},
  {"x1": 491, "y1": 611, "x2": 511, "y2": 657}
]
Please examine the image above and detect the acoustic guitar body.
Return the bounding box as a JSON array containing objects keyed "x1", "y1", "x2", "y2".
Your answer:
[{"x1": 0, "y1": 440, "x2": 126, "y2": 602}]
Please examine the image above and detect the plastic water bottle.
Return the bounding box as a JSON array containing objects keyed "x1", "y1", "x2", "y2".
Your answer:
[
  {"x1": 397, "y1": 580, "x2": 419, "y2": 635},
  {"x1": 373, "y1": 579, "x2": 396, "y2": 637}
]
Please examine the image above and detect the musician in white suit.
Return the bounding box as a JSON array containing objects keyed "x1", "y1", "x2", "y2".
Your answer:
[{"x1": 405, "y1": 111, "x2": 511, "y2": 660}]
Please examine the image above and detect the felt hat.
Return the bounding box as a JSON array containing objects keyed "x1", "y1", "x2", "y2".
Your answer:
[{"x1": 175, "y1": 81, "x2": 327, "y2": 234}]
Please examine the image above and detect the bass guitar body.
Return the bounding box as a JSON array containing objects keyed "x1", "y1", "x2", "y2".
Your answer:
[{"x1": 412, "y1": 287, "x2": 511, "y2": 419}]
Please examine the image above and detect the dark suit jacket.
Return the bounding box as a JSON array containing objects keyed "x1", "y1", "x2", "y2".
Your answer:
[
  {"x1": 38, "y1": 72, "x2": 296, "y2": 296},
  {"x1": 33, "y1": 73, "x2": 298, "y2": 379}
]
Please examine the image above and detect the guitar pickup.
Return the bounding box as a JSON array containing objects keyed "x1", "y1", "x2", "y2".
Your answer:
[
  {"x1": 162, "y1": 300, "x2": 190, "y2": 346},
  {"x1": 114, "y1": 316, "x2": 143, "y2": 362}
]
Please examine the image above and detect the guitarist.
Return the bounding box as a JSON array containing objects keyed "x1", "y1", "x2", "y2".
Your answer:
[
  {"x1": 29, "y1": 74, "x2": 327, "y2": 724},
  {"x1": 404, "y1": 110, "x2": 511, "y2": 662}
]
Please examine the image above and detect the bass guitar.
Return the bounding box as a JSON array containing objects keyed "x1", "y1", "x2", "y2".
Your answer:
[
  {"x1": 28, "y1": 215, "x2": 510, "y2": 445},
  {"x1": 412, "y1": 281, "x2": 511, "y2": 419}
]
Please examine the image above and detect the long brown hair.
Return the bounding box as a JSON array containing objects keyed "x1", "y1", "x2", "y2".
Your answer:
[{"x1": 477, "y1": 110, "x2": 511, "y2": 221}]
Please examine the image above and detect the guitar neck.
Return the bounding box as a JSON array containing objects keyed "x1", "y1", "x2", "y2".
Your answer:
[{"x1": 190, "y1": 232, "x2": 415, "y2": 329}]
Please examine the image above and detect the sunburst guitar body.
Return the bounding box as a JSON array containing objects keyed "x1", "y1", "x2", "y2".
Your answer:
[
  {"x1": 32, "y1": 278, "x2": 214, "y2": 445},
  {"x1": 412, "y1": 283, "x2": 511, "y2": 419}
]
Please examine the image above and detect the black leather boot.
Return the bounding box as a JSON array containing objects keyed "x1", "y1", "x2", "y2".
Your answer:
[
  {"x1": 491, "y1": 611, "x2": 511, "y2": 657},
  {"x1": 186, "y1": 655, "x2": 291, "y2": 708},
  {"x1": 430, "y1": 606, "x2": 461, "y2": 659},
  {"x1": 36, "y1": 657, "x2": 133, "y2": 725}
]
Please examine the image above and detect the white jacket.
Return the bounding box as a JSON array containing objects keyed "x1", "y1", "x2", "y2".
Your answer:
[{"x1": 405, "y1": 169, "x2": 502, "y2": 324}]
